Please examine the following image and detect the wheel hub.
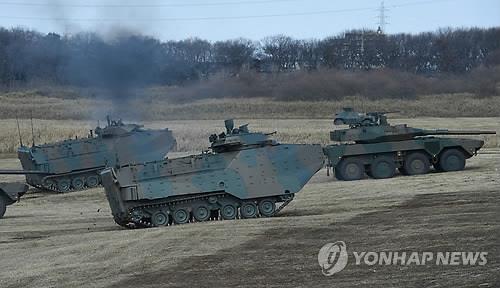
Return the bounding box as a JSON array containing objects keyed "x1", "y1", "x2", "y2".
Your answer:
[{"x1": 345, "y1": 163, "x2": 360, "y2": 176}]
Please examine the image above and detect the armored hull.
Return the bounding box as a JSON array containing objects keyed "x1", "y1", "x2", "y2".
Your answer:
[
  {"x1": 0, "y1": 182, "x2": 28, "y2": 219},
  {"x1": 324, "y1": 109, "x2": 496, "y2": 181},
  {"x1": 101, "y1": 120, "x2": 324, "y2": 228},
  {"x1": 17, "y1": 118, "x2": 176, "y2": 192},
  {"x1": 324, "y1": 136, "x2": 487, "y2": 181}
]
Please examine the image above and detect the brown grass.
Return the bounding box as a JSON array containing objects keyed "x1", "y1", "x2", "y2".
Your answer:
[
  {"x1": 0, "y1": 88, "x2": 497, "y2": 154},
  {"x1": 0, "y1": 118, "x2": 497, "y2": 154},
  {"x1": 1, "y1": 89, "x2": 500, "y2": 121}
]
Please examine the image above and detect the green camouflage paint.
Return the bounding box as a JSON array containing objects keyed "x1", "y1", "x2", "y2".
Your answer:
[
  {"x1": 16, "y1": 117, "x2": 176, "y2": 192},
  {"x1": 324, "y1": 109, "x2": 496, "y2": 180},
  {"x1": 101, "y1": 120, "x2": 325, "y2": 228}
]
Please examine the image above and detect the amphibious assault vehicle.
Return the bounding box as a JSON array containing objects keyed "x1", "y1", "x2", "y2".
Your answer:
[
  {"x1": 324, "y1": 108, "x2": 496, "y2": 181},
  {"x1": 101, "y1": 120, "x2": 325, "y2": 228},
  {"x1": 0, "y1": 182, "x2": 28, "y2": 219},
  {"x1": 12, "y1": 117, "x2": 176, "y2": 192}
]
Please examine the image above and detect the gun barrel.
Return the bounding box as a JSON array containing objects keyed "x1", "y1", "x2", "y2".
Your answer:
[
  {"x1": 368, "y1": 111, "x2": 400, "y2": 115},
  {"x1": 423, "y1": 130, "x2": 496, "y2": 135},
  {"x1": 0, "y1": 169, "x2": 50, "y2": 175}
]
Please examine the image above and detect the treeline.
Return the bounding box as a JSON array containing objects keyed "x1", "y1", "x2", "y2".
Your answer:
[{"x1": 0, "y1": 27, "x2": 499, "y2": 90}]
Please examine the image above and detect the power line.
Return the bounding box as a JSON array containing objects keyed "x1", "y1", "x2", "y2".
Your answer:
[
  {"x1": 0, "y1": 0, "x2": 304, "y2": 8},
  {"x1": 386, "y1": 0, "x2": 454, "y2": 9},
  {"x1": 0, "y1": 0, "x2": 458, "y2": 22},
  {"x1": 0, "y1": 7, "x2": 377, "y2": 22}
]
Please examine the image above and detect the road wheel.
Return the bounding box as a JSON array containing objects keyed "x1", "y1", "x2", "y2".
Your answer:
[
  {"x1": 173, "y1": 208, "x2": 189, "y2": 224},
  {"x1": 438, "y1": 149, "x2": 466, "y2": 172},
  {"x1": 258, "y1": 199, "x2": 276, "y2": 217},
  {"x1": 86, "y1": 175, "x2": 99, "y2": 188},
  {"x1": 240, "y1": 202, "x2": 258, "y2": 219},
  {"x1": 43, "y1": 179, "x2": 56, "y2": 191},
  {"x1": 57, "y1": 178, "x2": 71, "y2": 192},
  {"x1": 337, "y1": 158, "x2": 364, "y2": 181},
  {"x1": 151, "y1": 211, "x2": 169, "y2": 227},
  {"x1": 193, "y1": 205, "x2": 210, "y2": 222},
  {"x1": 0, "y1": 195, "x2": 7, "y2": 219},
  {"x1": 369, "y1": 157, "x2": 396, "y2": 179},
  {"x1": 403, "y1": 152, "x2": 430, "y2": 175},
  {"x1": 221, "y1": 204, "x2": 237, "y2": 220},
  {"x1": 71, "y1": 177, "x2": 85, "y2": 190}
]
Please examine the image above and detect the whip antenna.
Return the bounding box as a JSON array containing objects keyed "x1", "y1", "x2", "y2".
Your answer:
[
  {"x1": 16, "y1": 116, "x2": 23, "y2": 147},
  {"x1": 30, "y1": 111, "x2": 36, "y2": 146}
]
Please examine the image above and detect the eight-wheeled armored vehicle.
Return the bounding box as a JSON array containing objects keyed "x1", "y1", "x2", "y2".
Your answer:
[
  {"x1": 324, "y1": 109, "x2": 496, "y2": 181},
  {"x1": 0, "y1": 182, "x2": 28, "y2": 219},
  {"x1": 101, "y1": 120, "x2": 325, "y2": 228},
  {"x1": 13, "y1": 117, "x2": 176, "y2": 192}
]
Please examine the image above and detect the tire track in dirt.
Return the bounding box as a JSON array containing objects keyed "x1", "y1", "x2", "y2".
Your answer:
[{"x1": 110, "y1": 189, "x2": 500, "y2": 288}]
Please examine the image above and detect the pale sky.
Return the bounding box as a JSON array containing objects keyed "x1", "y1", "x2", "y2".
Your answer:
[{"x1": 0, "y1": 0, "x2": 498, "y2": 40}]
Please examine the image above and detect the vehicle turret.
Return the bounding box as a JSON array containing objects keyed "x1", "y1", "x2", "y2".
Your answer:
[
  {"x1": 94, "y1": 116, "x2": 145, "y2": 137},
  {"x1": 331, "y1": 124, "x2": 496, "y2": 143},
  {"x1": 209, "y1": 119, "x2": 276, "y2": 153},
  {"x1": 324, "y1": 108, "x2": 496, "y2": 181}
]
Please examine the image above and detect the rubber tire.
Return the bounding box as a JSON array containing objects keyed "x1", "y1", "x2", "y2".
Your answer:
[
  {"x1": 258, "y1": 199, "x2": 276, "y2": 217},
  {"x1": 403, "y1": 152, "x2": 430, "y2": 175},
  {"x1": 151, "y1": 211, "x2": 169, "y2": 227},
  {"x1": 336, "y1": 158, "x2": 364, "y2": 181},
  {"x1": 438, "y1": 149, "x2": 466, "y2": 172},
  {"x1": 221, "y1": 204, "x2": 237, "y2": 220},
  {"x1": 369, "y1": 157, "x2": 396, "y2": 179},
  {"x1": 173, "y1": 208, "x2": 189, "y2": 224},
  {"x1": 240, "y1": 202, "x2": 258, "y2": 219},
  {"x1": 86, "y1": 175, "x2": 99, "y2": 188},
  {"x1": 71, "y1": 177, "x2": 85, "y2": 190},
  {"x1": 193, "y1": 205, "x2": 210, "y2": 222},
  {"x1": 0, "y1": 195, "x2": 7, "y2": 219}
]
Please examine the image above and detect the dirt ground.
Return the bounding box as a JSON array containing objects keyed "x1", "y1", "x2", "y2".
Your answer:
[{"x1": 0, "y1": 120, "x2": 499, "y2": 287}]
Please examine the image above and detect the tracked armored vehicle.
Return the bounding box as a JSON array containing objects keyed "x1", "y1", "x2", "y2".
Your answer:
[
  {"x1": 14, "y1": 117, "x2": 176, "y2": 192},
  {"x1": 324, "y1": 109, "x2": 496, "y2": 181},
  {"x1": 0, "y1": 182, "x2": 28, "y2": 219},
  {"x1": 101, "y1": 120, "x2": 325, "y2": 228}
]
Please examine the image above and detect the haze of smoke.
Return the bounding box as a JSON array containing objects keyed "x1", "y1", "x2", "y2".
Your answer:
[{"x1": 46, "y1": 0, "x2": 165, "y2": 121}]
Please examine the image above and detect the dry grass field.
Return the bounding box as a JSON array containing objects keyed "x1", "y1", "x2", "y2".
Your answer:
[
  {"x1": 0, "y1": 117, "x2": 499, "y2": 287},
  {"x1": 1, "y1": 89, "x2": 500, "y2": 121},
  {"x1": 0, "y1": 117, "x2": 498, "y2": 154}
]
